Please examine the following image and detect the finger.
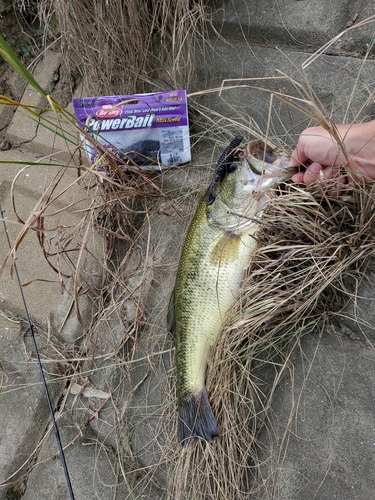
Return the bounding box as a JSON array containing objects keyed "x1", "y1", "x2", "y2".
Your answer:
[
  {"x1": 288, "y1": 147, "x2": 309, "y2": 167},
  {"x1": 320, "y1": 164, "x2": 340, "y2": 180},
  {"x1": 302, "y1": 162, "x2": 324, "y2": 185},
  {"x1": 291, "y1": 171, "x2": 305, "y2": 183},
  {"x1": 329, "y1": 175, "x2": 348, "y2": 196}
]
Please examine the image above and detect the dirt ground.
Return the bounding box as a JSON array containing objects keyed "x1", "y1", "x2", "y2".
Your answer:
[{"x1": 0, "y1": 2, "x2": 73, "y2": 138}]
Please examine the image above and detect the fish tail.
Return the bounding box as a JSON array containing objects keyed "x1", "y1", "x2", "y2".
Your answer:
[{"x1": 178, "y1": 388, "x2": 220, "y2": 446}]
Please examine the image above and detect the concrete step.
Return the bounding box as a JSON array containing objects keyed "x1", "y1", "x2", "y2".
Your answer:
[
  {"x1": 0, "y1": 313, "x2": 63, "y2": 498},
  {"x1": 3, "y1": 50, "x2": 82, "y2": 165},
  {"x1": 0, "y1": 149, "x2": 102, "y2": 330},
  {"x1": 21, "y1": 407, "x2": 128, "y2": 500},
  {"x1": 213, "y1": 0, "x2": 375, "y2": 54},
  {"x1": 196, "y1": 44, "x2": 375, "y2": 143},
  {"x1": 0, "y1": 146, "x2": 105, "y2": 499}
]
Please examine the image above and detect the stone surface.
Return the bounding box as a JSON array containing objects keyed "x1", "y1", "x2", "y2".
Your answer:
[
  {"x1": 252, "y1": 324, "x2": 375, "y2": 499},
  {"x1": 0, "y1": 58, "x2": 104, "y2": 498},
  {"x1": 5, "y1": 50, "x2": 82, "y2": 164},
  {"x1": 196, "y1": 44, "x2": 375, "y2": 142},
  {"x1": 0, "y1": 149, "x2": 102, "y2": 330},
  {"x1": 0, "y1": 313, "x2": 62, "y2": 499},
  {"x1": 213, "y1": 0, "x2": 375, "y2": 56},
  {"x1": 5, "y1": 51, "x2": 59, "y2": 144},
  {"x1": 214, "y1": 0, "x2": 355, "y2": 49},
  {"x1": 21, "y1": 408, "x2": 127, "y2": 500}
]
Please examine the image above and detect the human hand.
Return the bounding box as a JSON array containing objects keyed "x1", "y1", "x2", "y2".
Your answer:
[{"x1": 289, "y1": 121, "x2": 375, "y2": 187}]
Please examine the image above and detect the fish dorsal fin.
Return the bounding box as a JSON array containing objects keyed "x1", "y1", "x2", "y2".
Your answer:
[{"x1": 210, "y1": 232, "x2": 241, "y2": 265}]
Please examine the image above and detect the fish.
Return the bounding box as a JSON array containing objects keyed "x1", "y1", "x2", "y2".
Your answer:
[{"x1": 168, "y1": 136, "x2": 296, "y2": 446}]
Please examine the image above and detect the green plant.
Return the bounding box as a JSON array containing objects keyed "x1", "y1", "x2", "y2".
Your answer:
[{"x1": 21, "y1": 45, "x2": 32, "y2": 58}]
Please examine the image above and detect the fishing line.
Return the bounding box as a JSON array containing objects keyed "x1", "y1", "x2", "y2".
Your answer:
[{"x1": 0, "y1": 204, "x2": 75, "y2": 500}]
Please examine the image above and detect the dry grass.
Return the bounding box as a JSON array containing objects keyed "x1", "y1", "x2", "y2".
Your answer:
[
  {"x1": 86, "y1": 104, "x2": 375, "y2": 500},
  {"x1": 107, "y1": 70, "x2": 375, "y2": 497},
  {"x1": 34, "y1": 0, "x2": 213, "y2": 95},
  {"x1": 166, "y1": 181, "x2": 375, "y2": 499},
  {"x1": 4, "y1": 78, "x2": 375, "y2": 500}
]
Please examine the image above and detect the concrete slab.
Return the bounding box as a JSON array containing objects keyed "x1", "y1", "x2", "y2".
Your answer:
[
  {"x1": 5, "y1": 51, "x2": 62, "y2": 145},
  {"x1": 21, "y1": 406, "x2": 128, "y2": 500},
  {"x1": 0, "y1": 62, "x2": 27, "y2": 135},
  {"x1": 4, "y1": 50, "x2": 81, "y2": 165},
  {"x1": 0, "y1": 313, "x2": 62, "y2": 500},
  {"x1": 213, "y1": 0, "x2": 374, "y2": 53},
  {"x1": 0, "y1": 149, "x2": 103, "y2": 329},
  {"x1": 16, "y1": 108, "x2": 82, "y2": 166},
  {"x1": 252, "y1": 325, "x2": 375, "y2": 499},
  {"x1": 196, "y1": 44, "x2": 375, "y2": 143}
]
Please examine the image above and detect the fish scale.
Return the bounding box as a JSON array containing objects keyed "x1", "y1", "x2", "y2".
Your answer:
[{"x1": 175, "y1": 198, "x2": 258, "y2": 396}]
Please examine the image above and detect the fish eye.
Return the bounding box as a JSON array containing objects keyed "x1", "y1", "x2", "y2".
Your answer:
[{"x1": 227, "y1": 162, "x2": 238, "y2": 174}]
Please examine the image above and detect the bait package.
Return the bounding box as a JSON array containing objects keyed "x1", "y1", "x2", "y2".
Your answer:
[{"x1": 72, "y1": 90, "x2": 191, "y2": 171}]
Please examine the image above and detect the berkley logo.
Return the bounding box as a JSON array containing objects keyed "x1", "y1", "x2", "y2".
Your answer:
[{"x1": 96, "y1": 105, "x2": 122, "y2": 118}]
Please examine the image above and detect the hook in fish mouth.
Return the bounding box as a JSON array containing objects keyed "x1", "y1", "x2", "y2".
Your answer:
[
  {"x1": 206, "y1": 138, "x2": 297, "y2": 206},
  {"x1": 242, "y1": 140, "x2": 298, "y2": 177}
]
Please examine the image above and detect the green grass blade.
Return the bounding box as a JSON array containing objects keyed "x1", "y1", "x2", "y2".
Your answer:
[{"x1": 0, "y1": 33, "x2": 47, "y2": 97}]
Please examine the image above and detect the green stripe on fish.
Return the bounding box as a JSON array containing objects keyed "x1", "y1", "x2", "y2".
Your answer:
[{"x1": 169, "y1": 138, "x2": 296, "y2": 446}]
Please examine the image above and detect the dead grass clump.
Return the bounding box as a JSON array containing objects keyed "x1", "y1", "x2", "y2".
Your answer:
[
  {"x1": 166, "y1": 179, "x2": 375, "y2": 499},
  {"x1": 34, "y1": 0, "x2": 213, "y2": 95},
  {"x1": 86, "y1": 66, "x2": 375, "y2": 496}
]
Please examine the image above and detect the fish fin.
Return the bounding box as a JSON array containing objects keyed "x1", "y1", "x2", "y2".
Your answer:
[
  {"x1": 210, "y1": 232, "x2": 240, "y2": 265},
  {"x1": 207, "y1": 343, "x2": 215, "y2": 369},
  {"x1": 167, "y1": 288, "x2": 175, "y2": 334},
  {"x1": 178, "y1": 388, "x2": 220, "y2": 446}
]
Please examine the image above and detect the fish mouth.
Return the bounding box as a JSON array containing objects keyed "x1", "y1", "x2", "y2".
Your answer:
[{"x1": 240, "y1": 140, "x2": 297, "y2": 188}]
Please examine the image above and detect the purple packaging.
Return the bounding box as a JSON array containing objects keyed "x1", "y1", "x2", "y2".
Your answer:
[{"x1": 72, "y1": 90, "x2": 191, "y2": 171}]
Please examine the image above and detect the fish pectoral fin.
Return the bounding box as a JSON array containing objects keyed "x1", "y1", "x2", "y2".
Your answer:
[
  {"x1": 167, "y1": 288, "x2": 176, "y2": 334},
  {"x1": 210, "y1": 232, "x2": 240, "y2": 265},
  {"x1": 206, "y1": 343, "x2": 216, "y2": 369}
]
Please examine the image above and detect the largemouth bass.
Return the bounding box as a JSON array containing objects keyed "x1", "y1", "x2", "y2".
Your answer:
[{"x1": 168, "y1": 136, "x2": 296, "y2": 446}]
